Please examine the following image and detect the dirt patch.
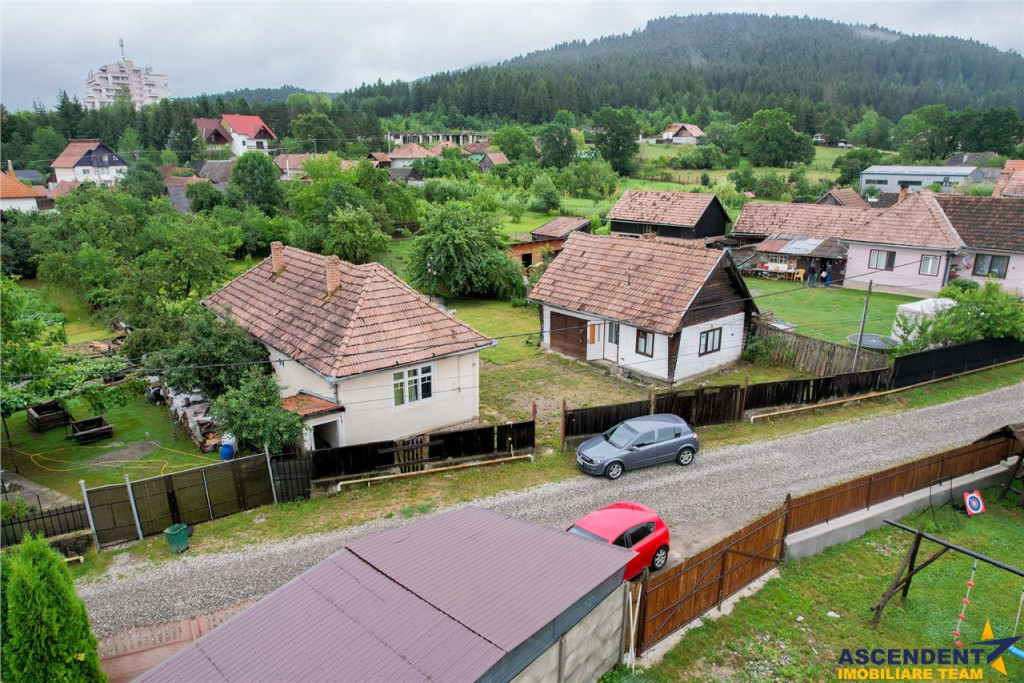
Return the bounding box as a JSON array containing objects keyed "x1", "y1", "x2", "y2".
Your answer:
[{"x1": 88, "y1": 440, "x2": 160, "y2": 466}]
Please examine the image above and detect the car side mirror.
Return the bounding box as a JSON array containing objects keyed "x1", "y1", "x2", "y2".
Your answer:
[{"x1": 628, "y1": 446, "x2": 639, "y2": 452}]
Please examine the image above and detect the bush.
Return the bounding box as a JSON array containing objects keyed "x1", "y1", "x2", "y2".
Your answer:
[
  {"x1": 0, "y1": 494, "x2": 35, "y2": 520},
  {"x1": 945, "y1": 278, "x2": 980, "y2": 293},
  {"x1": 528, "y1": 173, "x2": 561, "y2": 212}
]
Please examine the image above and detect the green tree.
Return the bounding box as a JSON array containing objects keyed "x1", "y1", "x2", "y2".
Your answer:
[
  {"x1": 556, "y1": 159, "x2": 618, "y2": 200},
  {"x1": 735, "y1": 109, "x2": 815, "y2": 167},
  {"x1": 491, "y1": 125, "x2": 536, "y2": 162},
  {"x1": 849, "y1": 109, "x2": 894, "y2": 149},
  {"x1": 323, "y1": 207, "x2": 389, "y2": 264},
  {"x1": 529, "y1": 173, "x2": 561, "y2": 212},
  {"x1": 553, "y1": 109, "x2": 576, "y2": 128},
  {"x1": 832, "y1": 147, "x2": 885, "y2": 186},
  {"x1": 160, "y1": 308, "x2": 269, "y2": 397},
  {"x1": 290, "y1": 111, "x2": 342, "y2": 152},
  {"x1": 168, "y1": 109, "x2": 202, "y2": 163},
  {"x1": 592, "y1": 106, "x2": 641, "y2": 175},
  {"x1": 537, "y1": 122, "x2": 577, "y2": 169},
  {"x1": 895, "y1": 281, "x2": 1024, "y2": 352},
  {"x1": 1, "y1": 534, "x2": 105, "y2": 683},
  {"x1": 210, "y1": 368, "x2": 303, "y2": 454},
  {"x1": 116, "y1": 126, "x2": 143, "y2": 158},
  {"x1": 26, "y1": 126, "x2": 67, "y2": 174},
  {"x1": 185, "y1": 180, "x2": 225, "y2": 213},
  {"x1": 894, "y1": 105, "x2": 953, "y2": 160},
  {"x1": 119, "y1": 160, "x2": 165, "y2": 201},
  {"x1": 728, "y1": 160, "x2": 757, "y2": 192},
  {"x1": 407, "y1": 202, "x2": 524, "y2": 299},
  {"x1": 226, "y1": 152, "x2": 285, "y2": 214},
  {"x1": 822, "y1": 114, "x2": 848, "y2": 144}
]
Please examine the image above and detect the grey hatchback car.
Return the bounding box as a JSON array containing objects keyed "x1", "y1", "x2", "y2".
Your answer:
[{"x1": 576, "y1": 414, "x2": 699, "y2": 480}]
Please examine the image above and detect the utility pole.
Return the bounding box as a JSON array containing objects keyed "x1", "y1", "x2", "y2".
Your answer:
[
  {"x1": 310, "y1": 139, "x2": 317, "y2": 154},
  {"x1": 851, "y1": 280, "x2": 873, "y2": 372}
]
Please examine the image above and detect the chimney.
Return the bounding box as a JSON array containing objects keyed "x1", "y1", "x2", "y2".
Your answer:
[
  {"x1": 6, "y1": 160, "x2": 14, "y2": 178},
  {"x1": 325, "y1": 255, "x2": 342, "y2": 298},
  {"x1": 270, "y1": 241, "x2": 285, "y2": 273},
  {"x1": 898, "y1": 185, "x2": 908, "y2": 203}
]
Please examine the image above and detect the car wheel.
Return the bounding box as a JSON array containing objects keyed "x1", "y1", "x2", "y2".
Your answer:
[
  {"x1": 651, "y1": 545, "x2": 669, "y2": 571},
  {"x1": 677, "y1": 447, "x2": 696, "y2": 466},
  {"x1": 604, "y1": 462, "x2": 623, "y2": 480}
]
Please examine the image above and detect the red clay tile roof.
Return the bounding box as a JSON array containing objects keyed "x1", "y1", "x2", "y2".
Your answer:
[
  {"x1": 843, "y1": 191, "x2": 963, "y2": 249},
  {"x1": 816, "y1": 188, "x2": 868, "y2": 209},
  {"x1": 482, "y1": 151, "x2": 509, "y2": 165},
  {"x1": 192, "y1": 117, "x2": 231, "y2": 144},
  {"x1": 733, "y1": 202, "x2": 871, "y2": 240},
  {"x1": 530, "y1": 216, "x2": 591, "y2": 240},
  {"x1": 388, "y1": 142, "x2": 434, "y2": 159},
  {"x1": 274, "y1": 154, "x2": 356, "y2": 174},
  {"x1": 934, "y1": 195, "x2": 1024, "y2": 253},
  {"x1": 429, "y1": 140, "x2": 467, "y2": 155},
  {"x1": 663, "y1": 123, "x2": 682, "y2": 134},
  {"x1": 161, "y1": 174, "x2": 203, "y2": 187},
  {"x1": 221, "y1": 114, "x2": 277, "y2": 140},
  {"x1": 37, "y1": 180, "x2": 82, "y2": 198},
  {"x1": 369, "y1": 151, "x2": 391, "y2": 162},
  {"x1": 280, "y1": 393, "x2": 343, "y2": 417},
  {"x1": 463, "y1": 139, "x2": 490, "y2": 154},
  {"x1": 663, "y1": 122, "x2": 703, "y2": 137},
  {"x1": 529, "y1": 233, "x2": 731, "y2": 334},
  {"x1": 0, "y1": 171, "x2": 39, "y2": 199},
  {"x1": 993, "y1": 160, "x2": 1024, "y2": 198},
  {"x1": 607, "y1": 189, "x2": 722, "y2": 228},
  {"x1": 50, "y1": 139, "x2": 102, "y2": 168},
  {"x1": 203, "y1": 246, "x2": 493, "y2": 378}
]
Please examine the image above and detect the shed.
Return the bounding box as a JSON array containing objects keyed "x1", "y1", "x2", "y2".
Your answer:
[
  {"x1": 892, "y1": 297, "x2": 955, "y2": 342},
  {"x1": 137, "y1": 506, "x2": 633, "y2": 682}
]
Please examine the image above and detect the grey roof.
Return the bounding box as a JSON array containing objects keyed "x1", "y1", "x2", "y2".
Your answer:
[
  {"x1": 943, "y1": 152, "x2": 999, "y2": 167},
  {"x1": 11, "y1": 169, "x2": 44, "y2": 182},
  {"x1": 166, "y1": 185, "x2": 190, "y2": 213},
  {"x1": 861, "y1": 165, "x2": 978, "y2": 176},
  {"x1": 194, "y1": 159, "x2": 234, "y2": 184},
  {"x1": 139, "y1": 507, "x2": 633, "y2": 682}
]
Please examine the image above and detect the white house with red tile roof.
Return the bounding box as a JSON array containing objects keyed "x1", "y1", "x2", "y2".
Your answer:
[
  {"x1": 203, "y1": 242, "x2": 494, "y2": 449},
  {"x1": 221, "y1": 114, "x2": 277, "y2": 156},
  {"x1": 0, "y1": 171, "x2": 40, "y2": 212},
  {"x1": 50, "y1": 139, "x2": 127, "y2": 187},
  {"x1": 387, "y1": 142, "x2": 435, "y2": 168},
  {"x1": 661, "y1": 122, "x2": 704, "y2": 145}
]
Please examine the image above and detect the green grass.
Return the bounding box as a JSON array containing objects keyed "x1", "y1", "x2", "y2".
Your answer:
[
  {"x1": 449, "y1": 299, "x2": 540, "y2": 365},
  {"x1": 2, "y1": 395, "x2": 213, "y2": 499},
  {"x1": 498, "y1": 210, "x2": 557, "y2": 237},
  {"x1": 636, "y1": 146, "x2": 844, "y2": 189},
  {"x1": 16, "y1": 280, "x2": 111, "y2": 345},
  {"x1": 626, "y1": 489, "x2": 1024, "y2": 681},
  {"x1": 745, "y1": 277, "x2": 920, "y2": 345}
]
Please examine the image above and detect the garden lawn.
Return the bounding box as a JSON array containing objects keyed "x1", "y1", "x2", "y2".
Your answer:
[
  {"x1": 497, "y1": 209, "x2": 558, "y2": 237},
  {"x1": 2, "y1": 395, "x2": 213, "y2": 499},
  {"x1": 621, "y1": 489, "x2": 1024, "y2": 681},
  {"x1": 449, "y1": 299, "x2": 540, "y2": 365},
  {"x1": 744, "y1": 277, "x2": 920, "y2": 345},
  {"x1": 17, "y1": 280, "x2": 111, "y2": 345}
]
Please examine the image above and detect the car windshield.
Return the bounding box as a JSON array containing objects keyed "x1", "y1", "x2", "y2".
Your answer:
[
  {"x1": 567, "y1": 525, "x2": 606, "y2": 543},
  {"x1": 604, "y1": 423, "x2": 638, "y2": 449}
]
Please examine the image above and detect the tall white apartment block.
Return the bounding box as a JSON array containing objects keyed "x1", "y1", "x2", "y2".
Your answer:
[{"x1": 84, "y1": 58, "x2": 170, "y2": 110}]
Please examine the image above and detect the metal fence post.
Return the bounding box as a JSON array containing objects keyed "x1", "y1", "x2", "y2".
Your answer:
[
  {"x1": 124, "y1": 474, "x2": 144, "y2": 541},
  {"x1": 201, "y1": 468, "x2": 214, "y2": 520},
  {"x1": 265, "y1": 446, "x2": 279, "y2": 505},
  {"x1": 78, "y1": 480, "x2": 100, "y2": 552}
]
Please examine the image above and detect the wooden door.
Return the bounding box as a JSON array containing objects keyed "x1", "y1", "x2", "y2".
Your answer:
[{"x1": 550, "y1": 311, "x2": 587, "y2": 359}]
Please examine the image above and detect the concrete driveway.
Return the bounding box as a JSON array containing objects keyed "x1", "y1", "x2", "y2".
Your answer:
[{"x1": 80, "y1": 382, "x2": 1023, "y2": 636}]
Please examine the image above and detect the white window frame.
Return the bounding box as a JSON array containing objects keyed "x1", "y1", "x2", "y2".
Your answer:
[
  {"x1": 393, "y1": 364, "x2": 433, "y2": 406},
  {"x1": 768, "y1": 254, "x2": 788, "y2": 264},
  {"x1": 919, "y1": 254, "x2": 941, "y2": 277},
  {"x1": 607, "y1": 322, "x2": 619, "y2": 345},
  {"x1": 699, "y1": 328, "x2": 722, "y2": 356},
  {"x1": 869, "y1": 249, "x2": 895, "y2": 270}
]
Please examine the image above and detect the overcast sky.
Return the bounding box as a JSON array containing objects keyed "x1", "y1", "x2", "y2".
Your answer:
[{"x1": 2, "y1": 0, "x2": 1022, "y2": 111}]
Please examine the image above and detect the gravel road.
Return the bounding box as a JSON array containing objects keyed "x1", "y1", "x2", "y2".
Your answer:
[{"x1": 80, "y1": 382, "x2": 1023, "y2": 636}]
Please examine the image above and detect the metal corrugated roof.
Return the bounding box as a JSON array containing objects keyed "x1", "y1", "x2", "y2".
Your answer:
[
  {"x1": 862, "y1": 165, "x2": 978, "y2": 176},
  {"x1": 780, "y1": 237, "x2": 823, "y2": 255}
]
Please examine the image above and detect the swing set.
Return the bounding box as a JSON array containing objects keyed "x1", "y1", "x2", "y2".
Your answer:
[{"x1": 871, "y1": 520, "x2": 1024, "y2": 666}]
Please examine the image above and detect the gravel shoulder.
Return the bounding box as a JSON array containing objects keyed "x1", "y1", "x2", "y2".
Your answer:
[{"x1": 79, "y1": 382, "x2": 1024, "y2": 636}]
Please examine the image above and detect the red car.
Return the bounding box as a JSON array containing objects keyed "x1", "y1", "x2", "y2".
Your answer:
[{"x1": 567, "y1": 502, "x2": 670, "y2": 581}]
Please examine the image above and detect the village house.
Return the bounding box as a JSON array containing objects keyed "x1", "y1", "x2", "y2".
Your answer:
[
  {"x1": 203, "y1": 243, "x2": 494, "y2": 450},
  {"x1": 993, "y1": 160, "x2": 1024, "y2": 198},
  {"x1": 50, "y1": 139, "x2": 127, "y2": 187},
  {"x1": 463, "y1": 139, "x2": 490, "y2": 162},
  {"x1": 274, "y1": 153, "x2": 356, "y2": 181},
  {"x1": 816, "y1": 187, "x2": 868, "y2": 209},
  {"x1": 842, "y1": 191, "x2": 1024, "y2": 297},
  {"x1": 221, "y1": 114, "x2": 277, "y2": 156},
  {"x1": 0, "y1": 171, "x2": 41, "y2": 212},
  {"x1": 479, "y1": 151, "x2": 510, "y2": 173},
  {"x1": 429, "y1": 140, "x2": 468, "y2": 157},
  {"x1": 192, "y1": 117, "x2": 232, "y2": 151},
  {"x1": 529, "y1": 233, "x2": 757, "y2": 384},
  {"x1": 660, "y1": 122, "x2": 704, "y2": 145},
  {"x1": 607, "y1": 189, "x2": 729, "y2": 240},
  {"x1": 731, "y1": 202, "x2": 872, "y2": 283},
  {"x1": 506, "y1": 217, "x2": 591, "y2": 270},
  {"x1": 386, "y1": 142, "x2": 434, "y2": 168},
  {"x1": 388, "y1": 166, "x2": 424, "y2": 186},
  {"x1": 367, "y1": 151, "x2": 391, "y2": 168},
  {"x1": 859, "y1": 165, "x2": 983, "y2": 194}
]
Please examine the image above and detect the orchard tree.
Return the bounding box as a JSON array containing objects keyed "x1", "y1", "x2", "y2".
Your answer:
[
  {"x1": 1, "y1": 534, "x2": 105, "y2": 683},
  {"x1": 323, "y1": 206, "x2": 389, "y2": 264},
  {"x1": 537, "y1": 122, "x2": 577, "y2": 169},
  {"x1": 592, "y1": 106, "x2": 641, "y2": 175},
  {"x1": 118, "y1": 160, "x2": 165, "y2": 201},
  {"x1": 736, "y1": 109, "x2": 815, "y2": 167},
  {"x1": 290, "y1": 111, "x2": 342, "y2": 152},
  {"x1": 529, "y1": 173, "x2": 561, "y2": 212},
  {"x1": 833, "y1": 147, "x2": 885, "y2": 186},
  {"x1": 226, "y1": 151, "x2": 285, "y2": 214},
  {"x1": 210, "y1": 369, "x2": 303, "y2": 454},
  {"x1": 849, "y1": 109, "x2": 894, "y2": 149},
  {"x1": 185, "y1": 180, "x2": 225, "y2": 213},
  {"x1": 491, "y1": 125, "x2": 536, "y2": 162}
]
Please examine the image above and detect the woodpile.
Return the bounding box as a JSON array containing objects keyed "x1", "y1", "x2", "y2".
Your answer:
[{"x1": 164, "y1": 385, "x2": 222, "y2": 452}]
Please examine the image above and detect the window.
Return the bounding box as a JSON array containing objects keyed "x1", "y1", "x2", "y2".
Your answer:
[
  {"x1": 628, "y1": 522, "x2": 655, "y2": 546},
  {"x1": 656, "y1": 427, "x2": 682, "y2": 442},
  {"x1": 902, "y1": 181, "x2": 923, "y2": 187},
  {"x1": 607, "y1": 322, "x2": 619, "y2": 345},
  {"x1": 865, "y1": 179, "x2": 887, "y2": 185},
  {"x1": 612, "y1": 533, "x2": 628, "y2": 548},
  {"x1": 919, "y1": 254, "x2": 941, "y2": 277},
  {"x1": 392, "y1": 365, "x2": 433, "y2": 406},
  {"x1": 633, "y1": 431, "x2": 656, "y2": 448},
  {"x1": 81, "y1": 168, "x2": 90, "y2": 175},
  {"x1": 973, "y1": 254, "x2": 1009, "y2": 279},
  {"x1": 768, "y1": 254, "x2": 788, "y2": 264},
  {"x1": 636, "y1": 330, "x2": 654, "y2": 357},
  {"x1": 699, "y1": 328, "x2": 722, "y2": 355},
  {"x1": 869, "y1": 249, "x2": 896, "y2": 270},
  {"x1": 588, "y1": 323, "x2": 601, "y2": 344}
]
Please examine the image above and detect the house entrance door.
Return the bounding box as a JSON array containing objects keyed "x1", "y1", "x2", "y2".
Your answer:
[{"x1": 550, "y1": 311, "x2": 587, "y2": 359}]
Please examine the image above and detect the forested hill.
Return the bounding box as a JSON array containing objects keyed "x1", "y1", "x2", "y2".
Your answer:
[{"x1": 335, "y1": 14, "x2": 1024, "y2": 125}]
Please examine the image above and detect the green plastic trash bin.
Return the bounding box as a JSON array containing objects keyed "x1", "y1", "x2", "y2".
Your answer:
[{"x1": 164, "y1": 523, "x2": 189, "y2": 554}]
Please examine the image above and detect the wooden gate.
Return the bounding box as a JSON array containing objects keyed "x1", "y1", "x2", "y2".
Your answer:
[{"x1": 550, "y1": 311, "x2": 587, "y2": 359}]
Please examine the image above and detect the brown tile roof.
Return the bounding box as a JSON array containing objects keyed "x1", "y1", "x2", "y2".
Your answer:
[
  {"x1": 0, "y1": 171, "x2": 39, "y2": 199},
  {"x1": 192, "y1": 117, "x2": 231, "y2": 144},
  {"x1": 482, "y1": 151, "x2": 510, "y2": 165},
  {"x1": 530, "y1": 216, "x2": 591, "y2": 240},
  {"x1": 368, "y1": 151, "x2": 391, "y2": 162},
  {"x1": 816, "y1": 188, "x2": 868, "y2": 209},
  {"x1": 607, "y1": 189, "x2": 722, "y2": 228},
  {"x1": 993, "y1": 160, "x2": 1024, "y2": 198},
  {"x1": 843, "y1": 191, "x2": 963, "y2": 249},
  {"x1": 530, "y1": 233, "x2": 731, "y2": 334},
  {"x1": 463, "y1": 139, "x2": 490, "y2": 154},
  {"x1": 38, "y1": 180, "x2": 82, "y2": 198},
  {"x1": 663, "y1": 122, "x2": 703, "y2": 137},
  {"x1": 203, "y1": 245, "x2": 493, "y2": 379},
  {"x1": 732, "y1": 202, "x2": 870, "y2": 240},
  {"x1": 868, "y1": 192, "x2": 901, "y2": 209},
  {"x1": 50, "y1": 139, "x2": 102, "y2": 168},
  {"x1": 221, "y1": 114, "x2": 277, "y2": 140},
  {"x1": 280, "y1": 393, "x2": 343, "y2": 417},
  {"x1": 161, "y1": 174, "x2": 203, "y2": 187},
  {"x1": 388, "y1": 142, "x2": 434, "y2": 159},
  {"x1": 934, "y1": 195, "x2": 1024, "y2": 253},
  {"x1": 274, "y1": 154, "x2": 357, "y2": 175},
  {"x1": 429, "y1": 140, "x2": 467, "y2": 155}
]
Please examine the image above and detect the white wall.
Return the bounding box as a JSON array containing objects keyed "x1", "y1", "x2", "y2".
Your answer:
[
  {"x1": 675, "y1": 312, "x2": 745, "y2": 381},
  {"x1": 0, "y1": 197, "x2": 37, "y2": 212},
  {"x1": 617, "y1": 325, "x2": 669, "y2": 380},
  {"x1": 54, "y1": 165, "x2": 126, "y2": 186},
  {"x1": 337, "y1": 352, "x2": 481, "y2": 445},
  {"x1": 671, "y1": 136, "x2": 698, "y2": 145},
  {"x1": 268, "y1": 346, "x2": 333, "y2": 399}
]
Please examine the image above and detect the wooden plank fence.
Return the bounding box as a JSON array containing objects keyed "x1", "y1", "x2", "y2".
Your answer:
[
  {"x1": 890, "y1": 337, "x2": 1024, "y2": 389},
  {"x1": 753, "y1": 321, "x2": 888, "y2": 376},
  {"x1": 635, "y1": 431, "x2": 1022, "y2": 654}
]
